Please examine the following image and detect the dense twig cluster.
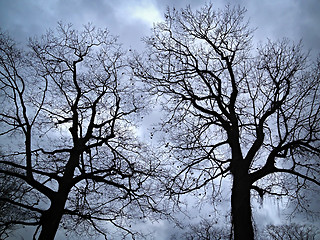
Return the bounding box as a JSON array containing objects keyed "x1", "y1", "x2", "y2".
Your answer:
[
  {"x1": 0, "y1": 3, "x2": 319, "y2": 240},
  {"x1": 0, "y1": 23, "x2": 165, "y2": 240}
]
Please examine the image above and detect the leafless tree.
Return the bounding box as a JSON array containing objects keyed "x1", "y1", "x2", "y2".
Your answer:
[
  {"x1": 262, "y1": 223, "x2": 320, "y2": 240},
  {"x1": 0, "y1": 24, "x2": 163, "y2": 240},
  {"x1": 170, "y1": 218, "x2": 231, "y2": 240},
  {"x1": 172, "y1": 221, "x2": 320, "y2": 240},
  {"x1": 131, "y1": 3, "x2": 320, "y2": 239}
]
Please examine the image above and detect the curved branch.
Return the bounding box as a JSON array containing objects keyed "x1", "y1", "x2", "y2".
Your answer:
[
  {"x1": 0, "y1": 197, "x2": 44, "y2": 214},
  {"x1": 273, "y1": 167, "x2": 320, "y2": 186}
]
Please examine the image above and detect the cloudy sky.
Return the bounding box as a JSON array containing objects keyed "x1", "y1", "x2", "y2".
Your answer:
[
  {"x1": 1, "y1": 0, "x2": 320, "y2": 53},
  {"x1": 1, "y1": 0, "x2": 320, "y2": 239}
]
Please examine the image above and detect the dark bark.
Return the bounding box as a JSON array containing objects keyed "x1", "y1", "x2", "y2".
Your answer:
[
  {"x1": 231, "y1": 172, "x2": 254, "y2": 240},
  {"x1": 38, "y1": 152, "x2": 78, "y2": 239},
  {"x1": 38, "y1": 194, "x2": 67, "y2": 240},
  {"x1": 231, "y1": 144, "x2": 253, "y2": 240},
  {"x1": 229, "y1": 125, "x2": 254, "y2": 239},
  {"x1": 131, "y1": 3, "x2": 320, "y2": 240},
  {"x1": 1, "y1": 24, "x2": 157, "y2": 239}
]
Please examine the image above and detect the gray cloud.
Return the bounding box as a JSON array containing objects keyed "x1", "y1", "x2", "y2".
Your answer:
[
  {"x1": 1, "y1": 0, "x2": 319, "y2": 52},
  {"x1": 1, "y1": 0, "x2": 319, "y2": 239},
  {"x1": 246, "y1": 0, "x2": 320, "y2": 55}
]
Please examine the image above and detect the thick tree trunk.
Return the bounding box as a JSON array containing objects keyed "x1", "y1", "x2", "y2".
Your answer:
[
  {"x1": 38, "y1": 193, "x2": 68, "y2": 240},
  {"x1": 37, "y1": 152, "x2": 79, "y2": 239},
  {"x1": 231, "y1": 173, "x2": 254, "y2": 240}
]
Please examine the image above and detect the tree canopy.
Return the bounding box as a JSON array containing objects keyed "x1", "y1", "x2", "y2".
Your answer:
[
  {"x1": 131, "y1": 3, "x2": 320, "y2": 239},
  {"x1": 0, "y1": 3, "x2": 320, "y2": 240},
  {"x1": 0, "y1": 23, "x2": 164, "y2": 240}
]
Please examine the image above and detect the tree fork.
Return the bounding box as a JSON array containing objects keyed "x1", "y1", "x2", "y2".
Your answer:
[
  {"x1": 38, "y1": 194, "x2": 68, "y2": 240},
  {"x1": 38, "y1": 153, "x2": 78, "y2": 239}
]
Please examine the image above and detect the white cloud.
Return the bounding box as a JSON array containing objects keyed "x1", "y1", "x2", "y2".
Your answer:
[
  {"x1": 130, "y1": 2, "x2": 163, "y2": 25},
  {"x1": 114, "y1": 0, "x2": 163, "y2": 27}
]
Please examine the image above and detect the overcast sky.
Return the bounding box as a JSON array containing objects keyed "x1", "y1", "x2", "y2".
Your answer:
[
  {"x1": 1, "y1": 0, "x2": 320, "y2": 53},
  {"x1": 1, "y1": 0, "x2": 320, "y2": 239}
]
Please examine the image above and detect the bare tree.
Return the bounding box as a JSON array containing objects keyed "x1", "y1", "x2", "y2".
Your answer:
[
  {"x1": 131, "y1": 3, "x2": 320, "y2": 240},
  {"x1": 262, "y1": 223, "x2": 320, "y2": 240},
  {"x1": 0, "y1": 24, "x2": 162, "y2": 240},
  {"x1": 170, "y1": 218, "x2": 231, "y2": 240},
  {"x1": 172, "y1": 221, "x2": 320, "y2": 240}
]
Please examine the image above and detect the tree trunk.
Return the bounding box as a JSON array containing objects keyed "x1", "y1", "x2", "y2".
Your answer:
[
  {"x1": 231, "y1": 173, "x2": 254, "y2": 240},
  {"x1": 37, "y1": 151, "x2": 79, "y2": 240},
  {"x1": 38, "y1": 194, "x2": 67, "y2": 240}
]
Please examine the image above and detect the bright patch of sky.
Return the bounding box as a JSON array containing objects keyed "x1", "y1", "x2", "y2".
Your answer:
[
  {"x1": 1, "y1": 0, "x2": 320, "y2": 239},
  {"x1": 114, "y1": 0, "x2": 163, "y2": 27}
]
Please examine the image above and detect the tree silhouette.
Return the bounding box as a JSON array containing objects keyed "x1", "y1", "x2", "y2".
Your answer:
[
  {"x1": 131, "y1": 4, "x2": 320, "y2": 239},
  {"x1": 170, "y1": 218, "x2": 231, "y2": 240},
  {"x1": 0, "y1": 24, "x2": 161, "y2": 240},
  {"x1": 0, "y1": 164, "x2": 27, "y2": 239},
  {"x1": 263, "y1": 223, "x2": 320, "y2": 240}
]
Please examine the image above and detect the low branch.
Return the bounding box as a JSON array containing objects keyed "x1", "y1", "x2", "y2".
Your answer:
[{"x1": 0, "y1": 197, "x2": 44, "y2": 214}]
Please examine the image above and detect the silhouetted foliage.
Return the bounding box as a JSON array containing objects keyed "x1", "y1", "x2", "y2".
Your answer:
[
  {"x1": 131, "y1": 3, "x2": 320, "y2": 239},
  {"x1": 0, "y1": 24, "x2": 162, "y2": 240}
]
